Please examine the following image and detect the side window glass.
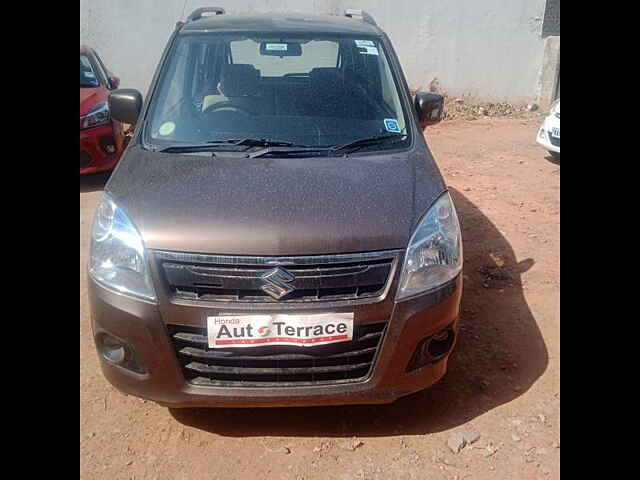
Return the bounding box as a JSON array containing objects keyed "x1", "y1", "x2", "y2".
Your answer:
[
  {"x1": 89, "y1": 53, "x2": 107, "y2": 86},
  {"x1": 80, "y1": 54, "x2": 100, "y2": 87},
  {"x1": 93, "y1": 52, "x2": 111, "y2": 86}
]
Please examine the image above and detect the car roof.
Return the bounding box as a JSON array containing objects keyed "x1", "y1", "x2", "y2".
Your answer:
[
  {"x1": 180, "y1": 12, "x2": 382, "y2": 36},
  {"x1": 80, "y1": 45, "x2": 93, "y2": 54}
]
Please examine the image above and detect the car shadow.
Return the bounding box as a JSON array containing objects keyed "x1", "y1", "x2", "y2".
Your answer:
[
  {"x1": 80, "y1": 170, "x2": 112, "y2": 193},
  {"x1": 169, "y1": 188, "x2": 548, "y2": 437},
  {"x1": 545, "y1": 153, "x2": 560, "y2": 166}
]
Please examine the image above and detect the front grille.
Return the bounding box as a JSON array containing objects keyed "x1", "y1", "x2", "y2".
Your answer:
[
  {"x1": 80, "y1": 150, "x2": 92, "y2": 168},
  {"x1": 155, "y1": 250, "x2": 400, "y2": 304},
  {"x1": 168, "y1": 322, "x2": 386, "y2": 386},
  {"x1": 548, "y1": 130, "x2": 560, "y2": 147}
]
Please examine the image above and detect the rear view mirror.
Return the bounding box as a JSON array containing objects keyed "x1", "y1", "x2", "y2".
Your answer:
[
  {"x1": 259, "y1": 42, "x2": 302, "y2": 56},
  {"x1": 415, "y1": 92, "x2": 444, "y2": 129},
  {"x1": 109, "y1": 89, "x2": 143, "y2": 125}
]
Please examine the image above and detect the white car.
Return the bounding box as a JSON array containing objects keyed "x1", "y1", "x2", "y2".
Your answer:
[{"x1": 536, "y1": 98, "x2": 560, "y2": 159}]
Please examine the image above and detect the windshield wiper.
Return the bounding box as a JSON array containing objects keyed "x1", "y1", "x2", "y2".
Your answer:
[
  {"x1": 330, "y1": 133, "x2": 406, "y2": 154},
  {"x1": 230, "y1": 138, "x2": 300, "y2": 148},
  {"x1": 158, "y1": 135, "x2": 405, "y2": 155},
  {"x1": 158, "y1": 143, "x2": 231, "y2": 153},
  {"x1": 247, "y1": 146, "x2": 331, "y2": 159},
  {"x1": 158, "y1": 138, "x2": 302, "y2": 153},
  {"x1": 248, "y1": 134, "x2": 407, "y2": 158}
]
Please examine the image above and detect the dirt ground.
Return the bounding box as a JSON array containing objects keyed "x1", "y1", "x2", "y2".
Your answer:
[{"x1": 80, "y1": 118, "x2": 560, "y2": 480}]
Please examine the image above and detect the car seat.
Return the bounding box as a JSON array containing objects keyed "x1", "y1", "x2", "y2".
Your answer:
[{"x1": 203, "y1": 64, "x2": 272, "y2": 115}]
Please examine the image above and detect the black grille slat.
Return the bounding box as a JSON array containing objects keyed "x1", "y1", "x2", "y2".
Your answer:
[
  {"x1": 178, "y1": 345, "x2": 378, "y2": 361},
  {"x1": 156, "y1": 251, "x2": 398, "y2": 304},
  {"x1": 185, "y1": 361, "x2": 372, "y2": 375},
  {"x1": 168, "y1": 322, "x2": 386, "y2": 387},
  {"x1": 188, "y1": 373, "x2": 370, "y2": 387}
]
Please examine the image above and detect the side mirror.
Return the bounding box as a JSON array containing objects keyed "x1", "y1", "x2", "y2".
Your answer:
[
  {"x1": 108, "y1": 75, "x2": 120, "y2": 89},
  {"x1": 108, "y1": 89, "x2": 143, "y2": 125},
  {"x1": 415, "y1": 92, "x2": 444, "y2": 129}
]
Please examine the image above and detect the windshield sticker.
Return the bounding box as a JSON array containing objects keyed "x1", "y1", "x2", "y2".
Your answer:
[
  {"x1": 158, "y1": 121, "x2": 176, "y2": 136},
  {"x1": 265, "y1": 43, "x2": 288, "y2": 51},
  {"x1": 358, "y1": 45, "x2": 379, "y2": 56},
  {"x1": 384, "y1": 118, "x2": 401, "y2": 133},
  {"x1": 355, "y1": 39, "x2": 375, "y2": 47},
  {"x1": 83, "y1": 71, "x2": 95, "y2": 78}
]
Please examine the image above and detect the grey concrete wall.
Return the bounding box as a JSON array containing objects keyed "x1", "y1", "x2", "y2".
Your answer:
[
  {"x1": 536, "y1": 36, "x2": 560, "y2": 110},
  {"x1": 80, "y1": 0, "x2": 549, "y2": 103}
]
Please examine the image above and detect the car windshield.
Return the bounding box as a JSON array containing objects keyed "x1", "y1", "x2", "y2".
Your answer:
[
  {"x1": 80, "y1": 54, "x2": 100, "y2": 88},
  {"x1": 145, "y1": 33, "x2": 410, "y2": 149}
]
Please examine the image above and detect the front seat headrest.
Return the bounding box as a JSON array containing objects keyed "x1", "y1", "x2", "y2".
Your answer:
[{"x1": 220, "y1": 64, "x2": 260, "y2": 97}]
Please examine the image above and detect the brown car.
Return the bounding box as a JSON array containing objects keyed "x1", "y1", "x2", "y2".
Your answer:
[{"x1": 88, "y1": 8, "x2": 462, "y2": 407}]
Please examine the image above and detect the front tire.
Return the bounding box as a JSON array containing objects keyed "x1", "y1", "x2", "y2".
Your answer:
[{"x1": 550, "y1": 151, "x2": 560, "y2": 161}]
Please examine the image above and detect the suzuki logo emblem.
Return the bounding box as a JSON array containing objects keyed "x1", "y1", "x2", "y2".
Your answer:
[{"x1": 260, "y1": 267, "x2": 296, "y2": 300}]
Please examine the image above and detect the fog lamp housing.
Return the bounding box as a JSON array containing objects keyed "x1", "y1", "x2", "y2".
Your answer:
[
  {"x1": 96, "y1": 332, "x2": 146, "y2": 374},
  {"x1": 98, "y1": 136, "x2": 117, "y2": 155},
  {"x1": 406, "y1": 326, "x2": 456, "y2": 372}
]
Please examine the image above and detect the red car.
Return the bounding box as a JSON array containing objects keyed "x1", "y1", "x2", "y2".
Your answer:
[{"x1": 80, "y1": 46, "x2": 124, "y2": 174}]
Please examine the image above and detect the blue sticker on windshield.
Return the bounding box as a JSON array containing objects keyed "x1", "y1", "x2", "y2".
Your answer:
[{"x1": 384, "y1": 118, "x2": 401, "y2": 133}]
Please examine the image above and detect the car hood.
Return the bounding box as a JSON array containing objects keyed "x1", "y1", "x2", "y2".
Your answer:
[
  {"x1": 106, "y1": 145, "x2": 446, "y2": 256},
  {"x1": 80, "y1": 87, "x2": 107, "y2": 116}
]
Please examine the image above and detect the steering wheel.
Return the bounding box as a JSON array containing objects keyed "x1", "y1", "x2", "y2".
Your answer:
[{"x1": 203, "y1": 100, "x2": 254, "y2": 117}]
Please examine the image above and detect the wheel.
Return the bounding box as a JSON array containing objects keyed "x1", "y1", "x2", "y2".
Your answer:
[{"x1": 550, "y1": 151, "x2": 560, "y2": 161}]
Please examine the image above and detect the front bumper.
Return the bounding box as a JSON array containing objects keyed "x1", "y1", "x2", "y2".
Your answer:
[
  {"x1": 536, "y1": 113, "x2": 560, "y2": 154},
  {"x1": 88, "y1": 273, "x2": 462, "y2": 408},
  {"x1": 80, "y1": 123, "x2": 121, "y2": 175}
]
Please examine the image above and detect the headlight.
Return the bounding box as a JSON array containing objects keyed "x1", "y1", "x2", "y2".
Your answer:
[
  {"x1": 89, "y1": 194, "x2": 156, "y2": 301},
  {"x1": 397, "y1": 192, "x2": 463, "y2": 300},
  {"x1": 80, "y1": 101, "x2": 110, "y2": 130}
]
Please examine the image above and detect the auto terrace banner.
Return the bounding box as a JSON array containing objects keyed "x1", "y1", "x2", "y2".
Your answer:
[{"x1": 207, "y1": 313, "x2": 354, "y2": 348}]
